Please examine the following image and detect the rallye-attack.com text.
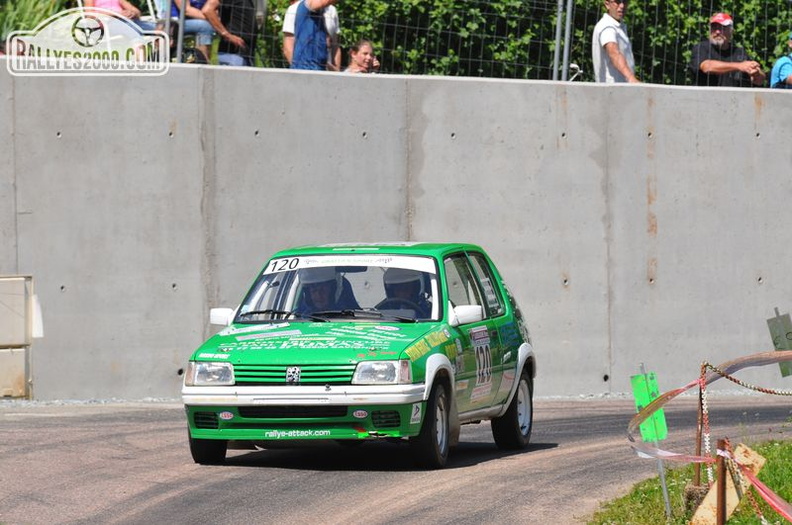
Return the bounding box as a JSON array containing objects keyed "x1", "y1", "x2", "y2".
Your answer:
[{"x1": 264, "y1": 430, "x2": 332, "y2": 439}]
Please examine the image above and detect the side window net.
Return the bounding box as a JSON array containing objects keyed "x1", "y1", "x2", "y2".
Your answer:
[
  {"x1": 469, "y1": 253, "x2": 505, "y2": 316},
  {"x1": 444, "y1": 255, "x2": 483, "y2": 308}
]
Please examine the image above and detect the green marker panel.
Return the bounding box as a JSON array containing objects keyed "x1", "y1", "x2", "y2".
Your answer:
[
  {"x1": 630, "y1": 372, "x2": 668, "y2": 442},
  {"x1": 766, "y1": 311, "x2": 792, "y2": 377}
]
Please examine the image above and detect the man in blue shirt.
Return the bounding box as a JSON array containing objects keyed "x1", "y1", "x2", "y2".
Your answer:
[
  {"x1": 290, "y1": 0, "x2": 339, "y2": 70},
  {"x1": 771, "y1": 32, "x2": 792, "y2": 88}
]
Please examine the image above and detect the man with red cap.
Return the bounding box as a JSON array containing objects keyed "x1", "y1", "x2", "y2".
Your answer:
[{"x1": 689, "y1": 12, "x2": 765, "y2": 87}]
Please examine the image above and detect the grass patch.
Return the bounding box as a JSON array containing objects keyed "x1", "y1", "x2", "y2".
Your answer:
[
  {"x1": 1, "y1": 0, "x2": 68, "y2": 42},
  {"x1": 589, "y1": 440, "x2": 792, "y2": 524}
]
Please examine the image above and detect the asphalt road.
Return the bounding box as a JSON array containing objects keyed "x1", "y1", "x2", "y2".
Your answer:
[{"x1": 1, "y1": 395, "x2": 790, "y2": 525}]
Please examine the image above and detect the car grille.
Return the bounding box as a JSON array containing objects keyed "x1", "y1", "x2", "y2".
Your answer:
[
  {"x1": 194, "y1": 411, "x2": 219, "y2": 429},
  {"x1": 372, "y1": 410, "x2": 401, "y2": 428},
  {"x1": 234, "y1": 364, "x2": 357, "y2": 385},
  {"x1": 238, "y1": 406, "x2": 348, "y2": 419}
]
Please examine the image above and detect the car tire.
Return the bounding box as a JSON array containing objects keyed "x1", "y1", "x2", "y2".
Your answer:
[
  {"x1": 491, "y1": 370, "x2": 533, "y2": 450},
  {"x1": 189, "y1": 434, "x2": 227, "y2": 465},
  {"x1": 409, "y1": 381, "x2": 450, "y2": 469}
]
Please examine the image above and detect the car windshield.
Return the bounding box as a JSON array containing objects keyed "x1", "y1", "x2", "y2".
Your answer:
[{"x1": 236, "y1": 254, "x2": 440, "y2": 323}]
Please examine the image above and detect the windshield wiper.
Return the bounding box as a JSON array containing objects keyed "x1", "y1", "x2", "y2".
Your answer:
[{"x1": 237, "y1": 309, "x2": 327, "y2": 322}]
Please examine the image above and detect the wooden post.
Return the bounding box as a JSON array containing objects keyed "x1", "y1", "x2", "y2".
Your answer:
[
  {"x1": 691, "y1": 443, "x2": 766, "y2": 524},
  {"x1": 716, "y1": 439, "x2": 726, "y2": 525}
]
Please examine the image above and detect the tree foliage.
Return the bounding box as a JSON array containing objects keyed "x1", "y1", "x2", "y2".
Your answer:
[
  {"x1": 1, "y1": 0, "x2": 70, "y2": 42},
  {"x1": 261, "y1": 0, "x2": 559, "y2": 77}
]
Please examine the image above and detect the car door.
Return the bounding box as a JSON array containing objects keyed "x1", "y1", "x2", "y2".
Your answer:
[
  {"x1": 466, "y1": 251, "x2": 517, "y2": 407},
  {"x1": 443, "y1": 253, "x2": 503, "y2": 414}
]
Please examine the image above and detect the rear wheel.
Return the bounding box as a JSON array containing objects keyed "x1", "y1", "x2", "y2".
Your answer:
[
  {"x1": 409, "y1": 382, "x2": 450, "y2": 468},
  {"x1": 491, "y1": 370, "x2": 533, "y2": 450},
  {"x1": 189, "y1": 434, "x2": 227, "y2": 465}
]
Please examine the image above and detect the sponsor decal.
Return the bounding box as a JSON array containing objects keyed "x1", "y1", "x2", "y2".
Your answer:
[
  {"x1": 262, "y1": 255, "x2": 436, "y2": 275},
  {"x1": 446, "y1": 339, "x2": 464, "y2": 373},
  {"x1": 236, "y1": 329, "x2": 302, "y2": 342},
  {"x1": 455, "y1": 355, "x2": 465, "y2": 374},
  {"x1": 352, "y1": 410, "x2": 368, "y2": 419},
  {"x1": 198, "y1": 353, "x2": 228, "y2": 359},
  {"x1": 410, "y1": 403, "x2": 422, "y2": 424},
  {"x1": 264, "y1": 429, "x2": 332, "y2": 439},
  {"x1": 219, "y1": 323, "x2": 290, "y2": 336},
  {"x1": 470, "y1": 327, "x2": 492, "y2": 386},
  {"x1": 425, "y1": 330, "x2": 449, "y2": 346},
  {"x1": 405, "y1": 339, "x2": 431, "y2": 361},
  {"x1": 443, "y1": 342, "x2": 457, "y2": 359},
  {"x1": 374, "y1": 326, "x2": 400, "y2": 332},
  {"x1": 6, "y1": 8, "x2": 168, "y2": 76},
  {"x1": 327, "y1": 326, "x2": 407, "y2": 341},
  {"x1": 357, "y1": 350, "x2": 398, "y2": 359},
  {"x1": 470, "y1": 383, "x2": 492, "y2": 402},
  {"x1": 218, "y1": 411, "x2": 234, "y2": 420}
]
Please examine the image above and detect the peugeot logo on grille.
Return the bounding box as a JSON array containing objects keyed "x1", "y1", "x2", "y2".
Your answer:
[{"x1": 286, "y1": 366, "x2": 301, "y2": 384}]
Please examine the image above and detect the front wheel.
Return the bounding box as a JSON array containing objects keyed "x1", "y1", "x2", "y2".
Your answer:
[
  {"x1": 189, "y1": 434, "x2": 227, "y2": 465},
  {"x1": 491, "y1": 370, "x2": 533, "y2": 450},
  {"x1": 409, "y1": 382, "x2": 450, "y2": 468}
]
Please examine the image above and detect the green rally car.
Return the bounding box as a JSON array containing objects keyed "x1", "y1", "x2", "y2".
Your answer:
[{"x1": 183, "y1": 242, "x2": 537, "y2": 468}]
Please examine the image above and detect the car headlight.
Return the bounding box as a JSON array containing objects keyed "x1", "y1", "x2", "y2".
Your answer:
[
  {"x1": 184, "y1": 361, "x2": 235, "y2": 386},
  {"x1": 352, "y1": 360, "x2": 412, "y2": 385}
]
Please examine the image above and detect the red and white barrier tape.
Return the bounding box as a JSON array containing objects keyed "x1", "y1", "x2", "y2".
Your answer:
[{"x1": 627, "y1": 350, "x2": 792, "y2": 518}]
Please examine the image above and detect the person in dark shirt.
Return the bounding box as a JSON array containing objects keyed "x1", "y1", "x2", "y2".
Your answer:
[
  {"x1": 689, "y1": 12, "x2": 765, "y2": 87},
  {"x1": 202, "y1": 0, "x2": 259, "y2": 66}
]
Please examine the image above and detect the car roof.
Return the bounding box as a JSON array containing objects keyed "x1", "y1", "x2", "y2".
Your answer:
[{"x1": 270, "y1": 242, "x2": 486, "y2": 260}]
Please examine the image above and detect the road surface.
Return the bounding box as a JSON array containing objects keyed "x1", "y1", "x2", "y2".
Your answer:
[{"x1": 1, "y1": 395, "x2": 790, "y2": 524}]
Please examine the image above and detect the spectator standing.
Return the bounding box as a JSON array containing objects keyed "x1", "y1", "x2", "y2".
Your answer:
[
  {"x1": 592, "y1": 0, "x2": 639, "y2": 83},
  {"x1": 281, "y1": 0, "x2": 300, "y2": 64},
  {"x1": 289, "y1": 0, "x2": 341, "y2": 71},
  {"x1": 770, "y1": 32, "x2": 792, "y2": 89},
  {"x1": 171, "y1": 0, "x2": 216, "y2": 62},
  {"x1": 344, "y1": 39, "x2": 380, "y2": 73},
  {"x1": 202, "y1": 0, "x2": 258, "y2": 66},
  {"x1": 689, "y1": 13, "x2": 765, "y2": 87}
]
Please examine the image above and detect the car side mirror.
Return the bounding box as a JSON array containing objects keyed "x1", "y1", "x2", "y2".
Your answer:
[
  {"x1": 210, "y1": 307, "x2": 235, "y2": 326},
  {"x1": 448, "y1": 303, "x2": 483, "y2": 326}
]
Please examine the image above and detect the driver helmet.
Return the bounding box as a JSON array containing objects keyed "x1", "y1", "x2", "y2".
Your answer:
[
  {"x1": 300, "y1": 266, "x2": 337, "y2": 285},
  {"x1": 299, "y1": 266, "x2": 342, "y2": 304},
  {"x1": 383, "y1": 268, "x2": 423, "y2": 297}
]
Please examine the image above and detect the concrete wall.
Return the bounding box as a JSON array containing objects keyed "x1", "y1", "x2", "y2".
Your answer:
[{"x1": 2, "y1": 60, "x2": 791, "y2": 400}]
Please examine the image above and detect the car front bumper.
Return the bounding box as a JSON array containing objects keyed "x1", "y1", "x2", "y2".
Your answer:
[{"x1": 183, "y1": 383, "x2": 427, "y2": 441}]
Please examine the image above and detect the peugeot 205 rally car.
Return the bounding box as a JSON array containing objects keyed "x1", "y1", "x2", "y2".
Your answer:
[{"x1": 182, "y1": 242, "x2": 536, "y2": 468}]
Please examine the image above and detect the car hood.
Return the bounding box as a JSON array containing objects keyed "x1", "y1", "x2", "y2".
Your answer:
[{"x1": 193, "y1": 322, "x2": 442, "y2": 365}]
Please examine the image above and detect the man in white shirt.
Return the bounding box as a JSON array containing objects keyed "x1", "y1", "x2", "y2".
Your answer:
[
  {"x1": 281, "y1": 0, "x2": 341, "y2": 70},
  {"x1": 592, "y1": 0, "x2": 639, "y2": 83}
]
